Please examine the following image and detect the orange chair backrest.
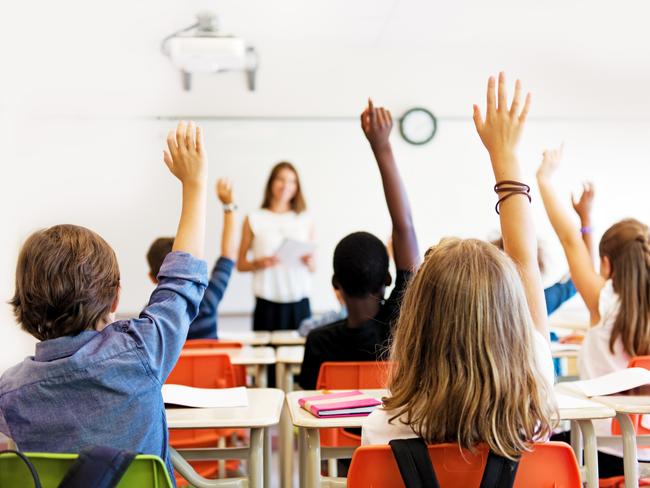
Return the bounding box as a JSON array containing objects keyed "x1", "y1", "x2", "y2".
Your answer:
[
  {"x1": 167, "y1": 351, "x2": 236, "y2": 389},
  {"x1": 316, "y1": 361, "x2": 392, "y2": 390},
  {"x1": 184, "y1": 339, "x2": 244, "y2": 349},
  {"x1": 347, "y1": 442, "x2": 581, "y2": 488},
  {"x1": 617, "y1": 357, "x2": 650, "y2": 436}
]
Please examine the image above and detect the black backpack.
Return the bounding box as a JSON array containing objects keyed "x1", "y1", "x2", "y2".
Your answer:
[
  {"x1": 389, "y1": 438, "x2": 520, "y2": 488},
  {"x1": 0, "y1": 446, "x2": 136, "y2": 488}
]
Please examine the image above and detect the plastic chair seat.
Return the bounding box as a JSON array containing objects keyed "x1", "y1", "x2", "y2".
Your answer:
[{"x1": 0, "y1": 452, "x2": 173, "y2": 487}]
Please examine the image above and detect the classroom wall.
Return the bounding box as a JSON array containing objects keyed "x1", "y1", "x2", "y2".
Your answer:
[{"x1": 2, "y1": 0, "x2": 650, "y2": 372}]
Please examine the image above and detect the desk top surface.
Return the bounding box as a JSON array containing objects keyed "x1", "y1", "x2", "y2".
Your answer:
[{"x1": 166, "y1": 388, "x2": 284, "y2": 428}]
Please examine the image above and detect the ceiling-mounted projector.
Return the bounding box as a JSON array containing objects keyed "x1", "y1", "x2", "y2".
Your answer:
[{"x1": 161, "y1": 11, "x2": 258, "y2": 91}]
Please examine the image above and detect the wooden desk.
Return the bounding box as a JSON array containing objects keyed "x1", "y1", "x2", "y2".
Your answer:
[
  {"x1": 182, "y1": 347, "x2": 276, "y2": 388},
  {"x1": 276, "y1": 346, "x2": 305, "y2": 488},
  {"x1": 551, "y1": 343, "x2": 581, "y2": 359},
  {"x1": 167, "y1": 388, "x2": 284, "y2": 488},
  {"x1": 287, "y1": 388, "x2": 615, "y2": 488},
  {"x1": 219, "y1": 331, "x2": 272, "y2": 346},
  {"x1": 590, "y1": 395, "x2": 650, "y2": 488},
  {"x1": 271, "y1": 330, "x2": 306, "y2": 346}
]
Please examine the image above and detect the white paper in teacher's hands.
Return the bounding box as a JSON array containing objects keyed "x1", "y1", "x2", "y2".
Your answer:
[
  {"x1": 162, "y1": 385, "x2": 249, "y2": 408},
  {"x1": 275, "y1": 239, "x2": 316, "y2": 267}
]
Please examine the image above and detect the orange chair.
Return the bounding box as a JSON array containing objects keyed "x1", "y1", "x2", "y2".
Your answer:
[
  {"x1": 167, "y1": 351, "x2": 241, "y2": 486},
  {"x1": 347, "y1": 442, "x2": 581, "y2": 488},
  {"x1": 316, "y1": 362, "x2": 392, "y2": 450},
  {"x1": 184, "y1": 339, "x2": 244, "y2": 349},
  {"x1": 600, "y1": 357, "x2": 650, "y2": 487},
  {"x1": 184, "y1": 339, "x2": 247, "y2": 385}
]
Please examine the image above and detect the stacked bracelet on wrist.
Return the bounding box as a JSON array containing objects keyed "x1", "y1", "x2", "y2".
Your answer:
[
  {"x1": 223, "y1": 203, "x2": 238, "y2": 213},
  {"x1": 493, "y1": 180, "x2": 532, "y2": 215}
]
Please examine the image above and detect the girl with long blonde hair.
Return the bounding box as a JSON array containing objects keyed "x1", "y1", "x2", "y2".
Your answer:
[{"x1": 362, "y1": 73, "x2": 557, "y2": 460}]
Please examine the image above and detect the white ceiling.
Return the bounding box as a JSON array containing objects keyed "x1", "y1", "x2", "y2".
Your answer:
[{"x1": 2, "y1": 0, "x2": 650, "y2": 119}]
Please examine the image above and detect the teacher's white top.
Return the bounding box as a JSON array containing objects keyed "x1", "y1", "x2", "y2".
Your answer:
[{"x1": 249, "y1": 209, "x2": 313, "y2": 303}]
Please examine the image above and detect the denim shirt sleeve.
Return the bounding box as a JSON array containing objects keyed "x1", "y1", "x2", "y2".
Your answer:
[
  {"x1": 0, "y1": 408, "x2": 9, "y2": 438},
  {"x1": 129, "y1": 251, "x2": 208, "y2": 383},
  {"x1": 189, "y1": 257, "x2": 234, "y2": 338},
  {"x1": 544, "y1": 279, "x2": 577, "y2": 316}
]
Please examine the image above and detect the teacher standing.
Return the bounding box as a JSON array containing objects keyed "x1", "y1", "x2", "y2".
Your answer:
[{"x1": 238, "y1": 161, "x2": 315, "y2": 331}]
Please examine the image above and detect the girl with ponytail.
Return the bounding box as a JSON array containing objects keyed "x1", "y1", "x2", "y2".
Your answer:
[{"x1": 537, "y1": 145, "x2": 650, "y2": 475}]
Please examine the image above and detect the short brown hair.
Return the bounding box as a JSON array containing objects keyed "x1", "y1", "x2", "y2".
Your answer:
[
  {"x1": 261, "y1": 161, "x2": 306, "y2": 213},
  {"x1": 10, "y1": 225, "x2": 120, "y2": 341},
  {"x1": 147, "y1": 237, "x2": 174, "y2": 278}
]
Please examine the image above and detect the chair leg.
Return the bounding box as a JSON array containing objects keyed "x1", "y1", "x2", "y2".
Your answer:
[
  {"x1": 327, "y1": 458, "x2": 338, "y2": 477},
  {"x1": 218, "y1": 436, "x2": 226, "y2": 478}
]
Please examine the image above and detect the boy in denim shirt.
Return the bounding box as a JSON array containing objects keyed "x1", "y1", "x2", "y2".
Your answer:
[
  {"x1": 0, "y1": 121, "x2": 209, "y2": 482},
  {"x1": 147, "y1": 179, "x2": 238, "y2": 340}
]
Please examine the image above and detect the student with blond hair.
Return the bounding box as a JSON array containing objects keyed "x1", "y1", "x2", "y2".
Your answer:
[
  {"x1": 537, "y1": 144, "x2": 650, "y2": 477},
  {"x1": 363, "y1": 73, "x2": 557, "y2": 461}
]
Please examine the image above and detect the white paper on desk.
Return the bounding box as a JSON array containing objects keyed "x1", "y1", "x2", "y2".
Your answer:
[
  {"x1": 561, "y1": 368, "x2": 650, "y2": 397},
  {"x1": 275, "y1": 239, "x2": 316, "y2": 267},
  {"x1": 555, "y1": 393, "x2": 600, "y2": 409},
  {"x1": 162, "y1": 385, "x2": 248, "y2": 408}
]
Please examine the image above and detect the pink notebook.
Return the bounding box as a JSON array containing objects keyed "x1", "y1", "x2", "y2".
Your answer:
[{"x1": 298, "y1": 390, "x2": 382, "y2": 418}]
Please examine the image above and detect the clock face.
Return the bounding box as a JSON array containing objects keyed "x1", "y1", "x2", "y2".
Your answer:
[{"x1": 399, "y1": 108, "x2": 437, "y2": 145}]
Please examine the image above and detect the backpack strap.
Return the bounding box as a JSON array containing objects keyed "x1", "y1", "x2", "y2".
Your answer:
[
  {"x1": 479, "y1": 450, "x2": 520, "y2": 488},
  {"x1": 57, "y1": 446, "x2": 136, "y2": 488},
  {"x1": 389, "y1": 438, "x2": 440, "y2": 488},
  {"x1": 0, "y1": 450, "x2": 43, "y2": 488}
]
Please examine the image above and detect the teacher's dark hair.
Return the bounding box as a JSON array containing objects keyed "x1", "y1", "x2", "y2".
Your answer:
[{"x1": 261, "y1": 161, "x2": 306, "y2": 213}]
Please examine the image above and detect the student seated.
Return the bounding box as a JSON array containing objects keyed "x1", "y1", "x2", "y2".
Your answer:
[
  {"x1": 537, "y1": 143, "x2": 650, "y2": 477},
  {"x1": 147, "y1": 178, "x2": 238, "y2": 339},
  {"x1": 363, "y1": 74, "x2": 557, "y2": 459},
  {"x1": 297, "y1": 100, "x2": 420, "y2": 390},
  {"x1": 0, "y1": 122, "x2": 209, "y2": 482}
]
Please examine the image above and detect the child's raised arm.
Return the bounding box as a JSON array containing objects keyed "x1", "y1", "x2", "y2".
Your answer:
[
  {"x1": 360, "y1": 99, "x2": 419, "y2": 271},
  {"x1": 216, "y1": 178, "x2": 237, "y2": 261},
  {"x1": 164, "y1": 121, "x2": 208, "y2": 259},
  {"x1": 473, "y1": 73, "x2": 547, "y2": 339},
  {"x1": 537, "y1": 147, "x2": 605, "y2": 323}
]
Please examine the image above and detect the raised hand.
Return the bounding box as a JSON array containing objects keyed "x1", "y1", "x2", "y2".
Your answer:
[
  {"x1": 164, "y1": 121, "x2": 207, "y2": 186},
  {"x1": 360, "y1": 99, "x2": 393, "y2": 152},
  {"x1": 473, "y1": 72, "x2": 530, "y2": 176},
  {"x1": 572, "y1": 182, "x2": 595, "y2": 222},
  {"x1": 216, "y1": 178, "x2": 234, "y2": 205},
  {"x1": 537, "y1": 144, "x2": 564, "y2": 183},
  {"x1": 164, "y1": 121, "x2": 208, "y2": 259}
]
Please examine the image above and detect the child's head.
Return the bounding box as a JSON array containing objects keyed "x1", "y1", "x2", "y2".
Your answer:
[
  {"x1": 261, "y1": 161, "x2": 306, "y2": 212},
  {"x1": 147, "y1": 237, "x2": 174, "y2": 284},
  {"x1": 332, "y1": 231, "x2": 390, "y2": 299},
  {"x1": 384, "y1": 238, "x2": 555, "y2": 459},
  {"x1": 10, "y1": 225, "x2": 120, "y2": 340},
  {"x1": 490, "y1": 236, "x2": 546, "y2": 275},
  {"x1": 598, "y1": 218, "x2": 650, "y2": 355}
]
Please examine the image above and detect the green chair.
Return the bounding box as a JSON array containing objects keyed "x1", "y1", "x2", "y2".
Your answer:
[{"x1": 0, "y1": 452, "x2": 173, "y2": 488}]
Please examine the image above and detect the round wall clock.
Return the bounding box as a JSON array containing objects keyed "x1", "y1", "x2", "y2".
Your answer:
[{"x1": 399, "y1": 107, "x2": 437, "y2": 145}]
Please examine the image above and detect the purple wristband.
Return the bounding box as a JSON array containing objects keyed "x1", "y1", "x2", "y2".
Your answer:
[{"x1": 580, "y1": 226, "x2": 592, "y2": 234}]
